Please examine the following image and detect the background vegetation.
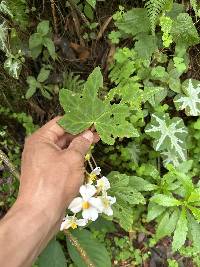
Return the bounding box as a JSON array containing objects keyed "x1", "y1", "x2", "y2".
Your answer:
[{"x1": 1, "y1": 0, "x2": 200, "y2": 266}]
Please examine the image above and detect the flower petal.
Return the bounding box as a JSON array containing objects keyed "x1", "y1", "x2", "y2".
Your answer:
[
  {"x1": 91, "y1": 167, "x2": 101, "y2": 176},
  {"x1": 97, "y1": 176, "x2": 110, "y2": 191},
  {"x1": 103, "y1": 207, "x2": 113, "y2": 216},
  {"x1": 89, "y1": 197, "x2": 104, "y2": 212},
  {"x1": 82, "y1": 207, "x2": 99, "y2": 221},
  {"x1": 77, "y1": 218, "x2": 88, "y2": 227},
  {"x1": 107, "y1": 196, "x2": 116, "y2": 205},
  {"x1": 68, "y1": 197, "x2": 83, "y2": 213},
  {"x1": 60, "y1": 219, "x2": 71, "y2": 230},
  {"x1": 80, "y1": 184, "x2": 96, "y2": 200}
]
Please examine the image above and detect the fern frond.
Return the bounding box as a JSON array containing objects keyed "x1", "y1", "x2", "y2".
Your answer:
[
  {"x1": 190, "y1": 0, "x2": 199, "y2": 17},
  {"x1": 62, "y1": 71, "x2": 84, "y2": 93},
  {"x1": 145, "y1": 0, "x2": 169, "y2": 34}
]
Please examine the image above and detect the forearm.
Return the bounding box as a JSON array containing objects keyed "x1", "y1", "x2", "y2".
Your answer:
[{"x1": 0, "y1": 200, "x2": 62, "y2": 267}]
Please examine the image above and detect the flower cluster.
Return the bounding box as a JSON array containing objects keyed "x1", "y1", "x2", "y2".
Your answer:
[{"x1": 60, "y1": 167, "x2": 116, "y2": 231}]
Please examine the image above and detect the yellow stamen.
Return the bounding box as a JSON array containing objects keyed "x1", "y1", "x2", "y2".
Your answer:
[
  {"x1": 89, "y1": 173, "x2": 97, "y2": 181},
  {"x1": 71, "y1": 222, "x2": 78, "y2": 229},
  {"x1": 82, "y1": 201, "x2": 90, "y2": 209}
]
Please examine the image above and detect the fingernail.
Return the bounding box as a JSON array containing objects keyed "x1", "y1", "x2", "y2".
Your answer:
[{"x1": 82, "y1": 130, "x2": 93, "y2": 143}]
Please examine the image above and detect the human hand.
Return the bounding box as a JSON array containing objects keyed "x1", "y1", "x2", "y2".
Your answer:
[{"x1": 17, "y1": 117, "x2": 99, "y2": 223}]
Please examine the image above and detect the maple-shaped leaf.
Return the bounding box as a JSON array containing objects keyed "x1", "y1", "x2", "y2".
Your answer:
[
  {"x1": 145, "y1": 113, "x2": 187, "y2": 161},
  {"x1": 58, "y1": 67, "x2": 138, "y2": 145},
  {"x1": 174, "y1": 79, "x2": 200, "y2": 116}
]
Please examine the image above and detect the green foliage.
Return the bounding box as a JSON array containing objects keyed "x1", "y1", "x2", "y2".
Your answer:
[
  {"x1": 5, "y1": 0, "x2": 28, "y2": 28},
  {"x1": 0, "y1": 1, "x2": 13, "y2": 17},
  {"x1": 159, "y1": 15, "x2": 173, "y2": 47},
  {"x1": 114, "y1": 8, "x2": 150, "y2": 36},
  {"x1": 0, "y1": 107, "x2": 37, "y2": 135},
  {"x1": 29, "y1": 20, "x2": 56, "y2": 59},
  {"x1": 2, "y1": 0, "x2": 200, "y2": 265},
  {"x1": 26, "y1": 67, "x2": 52, "y2": 99},
  {"x1": 108, "y1": 172, "x2": 146, "y2": 231},
  {"x1": 174, "y1": 79, "x2": 200, "y2": 116},
  {"x1": 145, "y1": 113, "x2": 188, "y2": 162},
  {"x1": 67, "y1": 229, "x2": 111, "y2": 267},
  {"x1": 171, "y1": 13, "x2": 199, "y2": 48},
  {"x1": 59, "y1": 67, "x2": 138, "y2": 145},
  {"x1": 62, "y1": 71, "x2": 84, "y2": 93},
  {"x1": 38, "y1": 239, "x2": 66, "y2": 267},
  {"x1": 145, "y1": 0, "x2": 172, "y2": 34},
  {"x1": 86, "y1": 0, "x2": 96, "y2": 8},
  {"x1": 4, "y1": 51, "x2": 25, "y2": 79}
]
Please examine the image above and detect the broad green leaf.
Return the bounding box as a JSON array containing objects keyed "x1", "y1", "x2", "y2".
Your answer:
[
  {"x1": 26, "y1": 76, "x2": 37, "y2": 99},
  {"x1": 156, "y1": 209, "x2": 179, "y2": 240},
  {"x1": 150, "y1": 194, "x2": 181, "y2": 207},
  {"x1": 166, "y1": 3, "x2": 184, "y2": 19},
  {"x1": 109, "y1": 173, "x2": 145, "y2": 205},
  {"x1": 38, "y1": 239, "x2": 66, "y2": 267},
  {"x1": 134, "y1": 34, "x2": 157, "y2": 60},
  {"x1": 84, "y1": 4, "x2": 94, "y2": 20},
  {"x1": 30, "y1": 45, "x2": 43, "y2": 59},
  {"x1": 59, "y1": 67, "x2": 138, "y2": 145},
  {"x1": 188, "y1": 206, "x2": 200, "y2": 222},
  {"x1": 172, "y1": 208, "x2": 188, "y2": 251},
  {"x1": 129, "y1": 176, "x2": 157, "y2": 191},
  {"x1": 145, "y1": 113, "x2": 188, "y2": 161},
  {"x1": 40, "y1": 87, "x2": 52, "y2": 100},
  {"x1": 108, "y1": 172, "x2": 145, "y2": 230},
  {"x1": 174, "y1": 79, "x2": 200, "y2": 116},
  {"x1": 175, "y1": 172, "x2": 194, "y2": 198},
  {"x1": 147, "y1": 202, "x2": 165, "y2": 222},
  {"x1": 89, "y1": 217, "x2": 116, "y2": 233},
  {"x1": 86, "y1": 0, "x2": 96, "y2": 8},
  {"x1": 29, "y1": 33, "x2": 43, "y2": 49},
  {"x1": 115, "y1": 8, "x2": 150, "y2": 36},
  {"x1": 151, "y1": 66, "x2": 167, "y2": 80},
  {"x1": 67, "y1": 229, "x2": 111, "y2": 267},
  {"x1": 43, "y1": 37, "x2": 56, "y2": 60},
  {"x1": 188, "y1": 188, "x2": 200, "y2": 203},
  {"x1": 171, "y1": 13, "x2": 199, "y2": 48},
  {"x1": 161, "y1": 149, "x2": 181, "y2": 167},
  {"x1": 26, "y1": 86, "x2": 37, "y2": 99},
  {"x1": 176, "y1": 160, "x2": 193, "y2": 174},
  {"x1": 168, "y1": 68, "x2": 181, "y2": 93},
  {"x1": 187, "y1": 213, "x2": 200, "y2": 251},
  {"x1": 37, "y1": 68, "x2": 50, "y2": 83},
  {"x1": 37, "y1": 20, "x2": 50, "y2": 36}
]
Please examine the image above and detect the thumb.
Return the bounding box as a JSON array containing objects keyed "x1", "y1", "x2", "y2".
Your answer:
[{"x1": 67, "y1": 130, "x2": 94, "y2": 156}]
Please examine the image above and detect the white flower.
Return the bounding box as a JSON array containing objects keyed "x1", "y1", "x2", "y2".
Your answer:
[
  {"x1": 88, "y1": 167, "x2": 101, "y2": 183},
  {"x1": 100, "y1": 194, "x2": 116, "y2": 216},
  {"x1": 68, "y1": 184, "x2": 103, "y2": 221},
  {"x1": 91, "y1": 167, "x2": 101, "y2": 176},
  {"x1": 60, "y1": 215, "x2": 87, "y2": 230},
  {"x1": 96, "y1": 176, "x2": 110, "y2": 192}
]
